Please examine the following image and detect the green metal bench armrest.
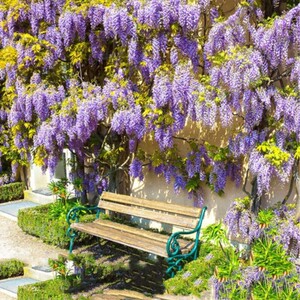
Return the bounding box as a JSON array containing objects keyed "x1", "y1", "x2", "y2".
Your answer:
[
  {"x1": 66, "y1": 205, "x2": 101, "y2": 226},
  {"x1": 66, "y1": 205, "x2": 102, "y2": 253},
  {"x1": 166, "y1": 206, "x2": 207, "y2": 257}
]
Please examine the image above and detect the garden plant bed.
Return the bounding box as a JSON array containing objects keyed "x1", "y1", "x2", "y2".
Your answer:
[{"x1": 18, "y1": 203, "x2": 97, "y2": 248}]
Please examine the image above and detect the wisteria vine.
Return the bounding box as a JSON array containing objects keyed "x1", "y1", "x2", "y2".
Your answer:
[{"x1": 0, "y1": 0, "x2": 299, "y2": 206}]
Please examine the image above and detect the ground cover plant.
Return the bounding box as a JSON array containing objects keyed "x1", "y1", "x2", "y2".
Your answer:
[{"x1": 18, "y1": 278, "x2": 74, "y2": 300}]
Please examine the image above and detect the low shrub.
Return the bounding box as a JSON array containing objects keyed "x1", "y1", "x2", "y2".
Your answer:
[
  {"x1": 0, "y1": 259, "x2": 25, "y2": 279},
  {"x1": 0, "y1": 182, "x2": 25, "y2": 203},
  {"x1": 164, "y1": 242, "x2": 223, "y2": 297},
  {"x1": 18, "y1": 204, "x2": 96, "y2": 248},
  {"x1": 18, "y1": 278, "x2": 73, "y2": 300}
]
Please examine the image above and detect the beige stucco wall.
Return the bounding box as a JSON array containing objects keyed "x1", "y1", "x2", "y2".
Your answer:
[
  {"x1": 131, "y1": 170, "x2": 297, "y2": 228},
  {"x1": 29, "y1": 163, "x2": 51, "y2": 190},
  {"x1": 131, "y1": 118, "x2": 297, "y2": 227}
]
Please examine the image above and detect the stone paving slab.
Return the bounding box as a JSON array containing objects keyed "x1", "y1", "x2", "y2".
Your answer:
[
  {"x1": 32, "y1": 188, "x2": 53, "y2": 196},
  {"x1": 0, "y1": 277, "x2": 39, "y2": 296},
  {"x1": 0, "y1": 291, "x2": 15, "y2": 300},
  {"x1": 0, "y1": 200, "x2": 38, "y2": 220},
  {"x1": 24, "y1": 190, "x2": 55, "y2": 204}
]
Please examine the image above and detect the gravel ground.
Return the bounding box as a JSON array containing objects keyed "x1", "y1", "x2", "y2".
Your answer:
[{"x1": 0, "y1": 214, "x2": 67, "y2": 266}]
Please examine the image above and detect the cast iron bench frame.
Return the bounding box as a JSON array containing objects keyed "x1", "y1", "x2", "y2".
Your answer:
[{"x1": 66, "y1": 192, "x2": 207, "y2": 277}]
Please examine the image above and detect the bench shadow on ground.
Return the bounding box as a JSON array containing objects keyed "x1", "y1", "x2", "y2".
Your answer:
[{"x1": 72, "y1": 238, "x2": 167, "y2": 297}]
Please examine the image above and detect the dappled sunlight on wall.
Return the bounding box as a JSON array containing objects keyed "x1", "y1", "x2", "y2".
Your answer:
[{"x1": 131, "y1": 167, "x2": 297, "y2": 227}]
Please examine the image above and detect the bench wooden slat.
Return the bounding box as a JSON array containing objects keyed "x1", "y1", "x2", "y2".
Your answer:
[
  {"x1": 94, "y1": 219, "x2": 169, "y2": 243},
  {"x1": 71, "y1": 222, "x2": 168, "y2": 257},
  {"x1": 92, "y1": 295, "x2": 124, "y2": 300},
  {"x1": 98, "y1": 200, "x2": 198, "y2": 229},
  {"x1": 94, "y1": 219, "x2": 193, "y2": 251},
  {"x1": 103, "y1": 289, "x2": 153, "y2": 300},
  {"x1": 101, "y1": 192, "x2": 201, "y2": 218}
]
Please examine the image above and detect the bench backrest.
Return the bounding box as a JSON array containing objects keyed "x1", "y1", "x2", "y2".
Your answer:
[{"x1": 99, "y1": 192, "x2": 203, "y2": 229}]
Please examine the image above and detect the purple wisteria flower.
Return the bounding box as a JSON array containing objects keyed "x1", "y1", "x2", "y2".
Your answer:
[
  {"x1": 243, "y1": 266, "x2": 262, "y2": 288},
  {"x1": 129, "y1": 158, "x2": 144, "y2": 180},
  {"x1": 182, "y1": 271, "x2": 192, "y2": 279},
  {"x1": 88, "y1": 5, "x2": 106, "y2": 29}
]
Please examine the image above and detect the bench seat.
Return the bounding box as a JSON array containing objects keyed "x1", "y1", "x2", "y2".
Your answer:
[{"x1": 71, "y1": 219, "x2": 194, "y2": 258}]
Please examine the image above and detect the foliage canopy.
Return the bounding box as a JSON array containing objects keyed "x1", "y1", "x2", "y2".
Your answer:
[{"x1": 0, "y1": 0, "x2": 299, "y2": 209}]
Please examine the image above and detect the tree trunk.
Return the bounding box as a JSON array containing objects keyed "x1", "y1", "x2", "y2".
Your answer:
[
  {"x1": 116, "y1": 141, "x2": 130, "y2": 195},
  {"x1": 251, "y1": 177, "x2": 262, "y2": 215},
  {"x1": 107, "y1": 135, "x2": 130, "y2": 195},
  {"x1": 19, "y1": 166, "x2": 29, "y2": 189},
  {"x1": 262, "y1": 0, "x2": 287, "y2": 18},
  {"x1": 108, "y1": 166, "x2": 117, "y2": 193}
]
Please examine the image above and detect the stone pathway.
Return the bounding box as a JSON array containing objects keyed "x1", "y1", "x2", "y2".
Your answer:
[{"x1": 0, "y1": 213, "x2": 67, "y2": 266}]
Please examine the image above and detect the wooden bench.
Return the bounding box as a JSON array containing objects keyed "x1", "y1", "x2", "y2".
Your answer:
[{"x1": 66, "y1": 192, "x2": 207, "y2": 277}]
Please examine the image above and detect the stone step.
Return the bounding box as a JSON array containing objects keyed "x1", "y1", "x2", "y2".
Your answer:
[
  {"x1": 0, "y1": 200, "x2": 39, "y2": 221},
  {"x1": 23, "y1": 265, "x2": 56, "y2": 281},
  {"x1": 0, "y1": 277, "x2": 40, "y2": 299},
  {"x1": 24, "y1": 189, "x2": 55, "y2": 205}
]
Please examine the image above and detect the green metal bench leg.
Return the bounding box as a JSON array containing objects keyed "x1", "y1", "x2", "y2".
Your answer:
[
  {"x1": 67, "y1": 227, "x2": 78, "y2": 254},
  {"x1": 69, "y1": 235, "x2": 75, "y2": 254}
]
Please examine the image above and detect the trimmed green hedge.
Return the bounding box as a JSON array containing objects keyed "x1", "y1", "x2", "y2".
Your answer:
[
  {"x1": 18, "y1": 204, "x2": 96, "y2": 248},
  {"x1": 18, "y1": 278, "x2": 72, "y2": 300},
  {"x1": 0, "y1": 182, "x2": 25, "y2": 203},
  {"x1": 0, "y1": 259, "x2": 25, "y2": 279}
]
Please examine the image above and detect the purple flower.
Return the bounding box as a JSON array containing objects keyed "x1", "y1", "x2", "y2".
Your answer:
[
  {"x1": 182, "y1": 271, "x2": 191, "y2": 279},
  {"x1": 174, "y1": 34, "x2": 199, "y2": 68},
  {"x1": 129, "y1": 158, "x2": 144, "y2": 180},
  {"x1": 243, "y1": 266, "x2": 262, "y2": 288},
  {"x1": 153, "y1": 74, "x2": 173, "y2": 108},
  {"x1": 205, "y1": 253, "x2": 214, "y2": 261},
  {"x1": 178, "y1": 4, "x2": 200, "y2": 32},
  {"x1": 194, "y1": 278, "x2": 203, "y2": 286},
  {"x1": 58, "y1": 12, "x2": 76, "y2": 47},
  {"x1": 88, "y1": 5, "x2": 106, "y2": 29},
  {"x1": 174, "y1": 175, "x2": 186, "y2": 194},
  {"x1": 111, "y1": 105, "x2": 145, "y2": 140},
  {"x1": 210, "y1": 7, "x2": 219, "y2": 23}
]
